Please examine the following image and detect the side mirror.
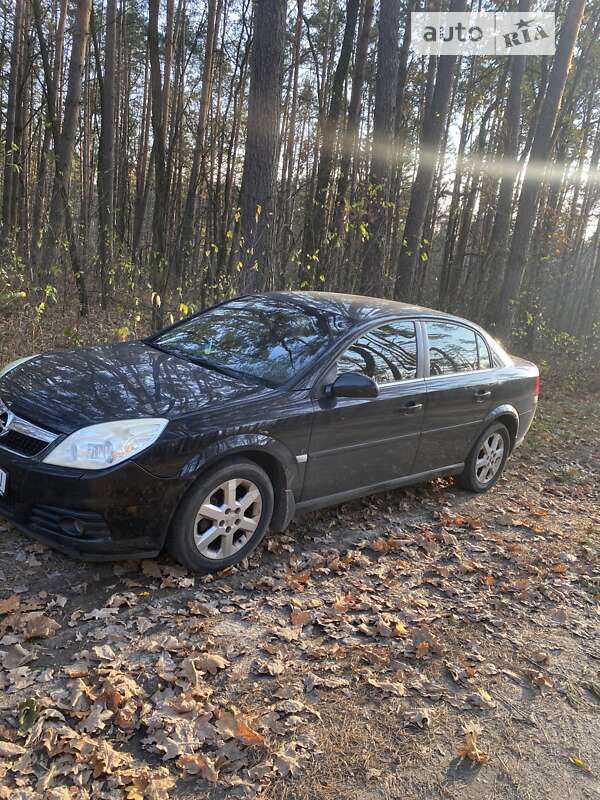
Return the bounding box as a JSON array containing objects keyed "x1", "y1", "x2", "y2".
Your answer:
[{"x1": 325, "y1": 372, "x2": 379, "y2": 399}]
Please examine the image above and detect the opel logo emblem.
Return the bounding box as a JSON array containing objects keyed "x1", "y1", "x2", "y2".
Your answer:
[{"x1": 0, "y1": 400, "x2": 14, "y2": 438}]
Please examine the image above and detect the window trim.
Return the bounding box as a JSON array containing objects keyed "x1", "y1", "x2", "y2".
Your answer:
[
  {"x1": 308, "y1": 314, "x2": 505, "y2": 396},
  {"x1": 334, "y1": 318, "x2": 422, "y2": 387},
  {"x1": 420, "y1": 319, "x2": 496, "y2": 380},
  {"x1": 309, "y1": 317, "x2": 425, "y2": 396}
]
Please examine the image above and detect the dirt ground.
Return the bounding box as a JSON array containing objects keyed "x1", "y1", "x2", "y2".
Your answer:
[{"x1": 1, "y1": 390, "x2": 599, "y2": 800}]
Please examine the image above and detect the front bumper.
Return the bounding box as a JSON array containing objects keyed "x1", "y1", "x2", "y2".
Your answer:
[{"x1": 0, "y1": 448, "x2": 190, "y2": 560}]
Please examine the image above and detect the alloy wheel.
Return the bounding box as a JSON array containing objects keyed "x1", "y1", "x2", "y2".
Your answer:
[
  {"x1": 193, "y1": 478, "x2": 263, "y2": 560},
  {"x1": 475, "y1": 432, "x2": 505, "y2": 484}
]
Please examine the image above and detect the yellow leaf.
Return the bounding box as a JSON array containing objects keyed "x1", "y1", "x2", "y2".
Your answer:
[{"x1": 570, "y1": 755, "x2": 592, "y2": 773}]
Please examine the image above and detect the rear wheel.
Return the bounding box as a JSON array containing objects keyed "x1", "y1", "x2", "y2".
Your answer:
[
  {"x1": 169, "y1": 458, "x2": 274, "y2": 573},
  {"x1": 458, "y1": 422, "x2": 510, "y2": 492}
]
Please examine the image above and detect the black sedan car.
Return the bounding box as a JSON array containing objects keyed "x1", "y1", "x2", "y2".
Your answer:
[{"x1": 0, "y1": 292, "x2": 539, "y2": 572}]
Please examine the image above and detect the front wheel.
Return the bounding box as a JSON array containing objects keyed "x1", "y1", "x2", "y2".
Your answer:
[
  {"x1": 168, "y1": 458, "x2": 274, "y2": 573},
  {"x1": 458, "y1": 422, "x2": 510, "y2": 493}
]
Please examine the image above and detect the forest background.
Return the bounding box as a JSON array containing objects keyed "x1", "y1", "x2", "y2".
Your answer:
[{"x1": 0, "y1": 0, "x2": 598, "y2": 385}]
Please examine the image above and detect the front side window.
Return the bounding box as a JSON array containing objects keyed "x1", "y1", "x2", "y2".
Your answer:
[
  {"x1": 427, "y1": 322, "x2": 482, "y2": 376},
  {"x1": 153, "y1": 297, "x2": 352, "y2": 386},
  {"x1": 336, "y1": 321, "x2": 418, "y2": 385}
]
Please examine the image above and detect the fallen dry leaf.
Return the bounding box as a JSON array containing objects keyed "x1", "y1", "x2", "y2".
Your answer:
[
  {"x1": 291, "y1": 608, "x2": 312, "y2": 626},
  {"x1": 215, "y1": 709, "x2": 267, "y2": 747},
  {"x1": 376, "y1": 616, "x2": 408, "y2": 638},
  {"x1": 22, "y1": 613, "x2": 60, "y2": 639},
  {"x1": 195, "y1": 652, "x2": 230, "y2": 675},
  {"x1": 0, "y1": 596, "x2": 20, "y2": 615},
  {"x1": 177, "y1": 752, "x2": 219, "y2": 781},
  {"x1": 274, "y1": 744, "x2": 303, "y2": 776},
  {"x1": 404, "y1": 708, "x2": 431, "y2": 728},
  {"x1": 458, "y1": 722, "x2": 489, "y2": 764},
  {"x1": 0, "y1": 740, "x2": 26, "y2": 758}
]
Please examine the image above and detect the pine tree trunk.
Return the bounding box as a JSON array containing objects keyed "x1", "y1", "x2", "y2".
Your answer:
[
  {"x1": 238, "y1": 0, "x2": 286, "y2": 293},
  {"x1": 96, "y1": 0, "x2": 117, "y2": 308},
  {"x1": 494, "y1": 0, "x2": 586, "y2": 340},
  {"x1": 1, "y1": 0, "x2": 24, "y2": 243},
  {"x1": 148, "y1": 0, "x2": 170, "y2": 328},
  {"x1": 332, "y1": 0, "x2": 374, "y2": 239},
  {"x1": 359, "y1": 0, "x2": 401, "y2": 297},
  {"x1": 175, "y1": 0, "x2": 218, "y2": 286},
  {"x1": 482, "y1": 23, "x2": 527, "y2": 323},
  {"x1": 302, "y1": 0, "x2": 360, "y2": 269},
  {"x1": 394, "y1": 0, "x2": 466, "y2": 301},
  {"x1": 39, "y1": 0, "x2": 91, "y2": 313}
]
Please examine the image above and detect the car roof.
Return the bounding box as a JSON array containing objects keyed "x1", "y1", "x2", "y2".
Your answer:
[{"x1": 267, "y1": 290, "x2": 468, "y2": 325}]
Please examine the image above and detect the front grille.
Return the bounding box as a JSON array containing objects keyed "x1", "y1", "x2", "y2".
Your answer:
[
  {"x1": 28, "y1": 506, "x2": 111, "y2": 540},
  {"x1": 0, "y1": 489, "x2": 15, "y2": 513},
  {"x1": 0, "y1": 400, "x2": 58, "y2": 458},
  {"x1": 0, "y1": 430, "x2": 49, "y2": 456}
]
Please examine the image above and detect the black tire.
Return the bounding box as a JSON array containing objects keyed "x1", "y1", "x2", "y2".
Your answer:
[
  {"x1": 458, "y1": 422, "x2": 510, "y2": 493},
  {"x1": 168, "y1": 458, "x2": 274, "y2": 573}
]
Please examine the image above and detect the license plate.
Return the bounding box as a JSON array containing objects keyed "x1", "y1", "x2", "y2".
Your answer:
[{"x1": 0, "y1": 469, "x2": 6, "y2": 496}]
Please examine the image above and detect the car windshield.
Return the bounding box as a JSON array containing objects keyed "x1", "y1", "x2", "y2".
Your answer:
[{"x1": 152, "y1": 296, "x2": 351, "y2": 386}]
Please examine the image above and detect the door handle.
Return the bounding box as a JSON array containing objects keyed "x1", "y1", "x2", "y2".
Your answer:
[
  {"x1": 473, "y1": 389, "x2": 491, "y2": 402},
  {"x1": 400, "y1": 400, "x2": 423, "y2": 413}
]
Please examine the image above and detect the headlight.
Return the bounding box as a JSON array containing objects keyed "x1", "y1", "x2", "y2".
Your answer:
[
  {"x1": 0, "y1": 355, "x2": 39, "y2": 380},
  {"x1": 43, "y1": 418, "x2": 168, "y2": 470}
]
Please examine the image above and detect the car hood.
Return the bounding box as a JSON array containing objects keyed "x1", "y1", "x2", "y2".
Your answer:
[{"x1": 0, "y1": 342, "x2": 263, "y2": 434}]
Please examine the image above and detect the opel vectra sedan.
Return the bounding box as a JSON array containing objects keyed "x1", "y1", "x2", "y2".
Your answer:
[{"x1": 0, "y1": 292, "x2": 539, "y2": 572}]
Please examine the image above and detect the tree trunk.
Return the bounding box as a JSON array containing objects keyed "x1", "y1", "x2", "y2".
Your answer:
[
  {"x1": 493, "y1": 0, "x2": 586, "y2": 340},
  {"x1": 175, "y1": 0, "x2": 218, "y2": 286},
  {"x1": 148, "y1": 0, "x2": 170, "y2": 328},
  {"x1": 38, "y1": 0, "x2": 91, "y2": 314},
  {"x1": 279, "y1": 0, "x2": 304, "y2": 282},
  {"x1": 1, "y1": 0, "x2": 24, "y2": 244},
  {"x1": 302, "y1": 0, "x2": 360, "y2": 269},
  {"x1": 31, "y1": 0, "x2": 68, "y2": 276},
  {"x1": 394, "y1": 0, "x2": 466, "y2": 301},
  {"x1": 482, "y1": 4, "x2": 528, "y2": 323},
  {"x1": 359, "y1": 0, "x2": 401, "y2": 296},
  {"x1": 96, "y1": 0, "x2": 117, "y2": 308},
  {"x1": 132, "y1": 45, "x2": 151, "y2": 260},
  {"x1": 332, "y1": 0, "x2": 374, "y2": 238},
  {"x1": 438, "y1": 58, "x2": 475, "y2": 307},
  {"x1": 238, "y1": 0, "x2": 286, "y2": 293}
]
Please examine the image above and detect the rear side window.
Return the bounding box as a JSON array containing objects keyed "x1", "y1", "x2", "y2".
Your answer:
[
  {"x1": 427, "y1": 322, "x2": 480, "y2": 376},
  {"x1": 477, "y1": 334, "x2": 492, "y2": 369},
  {"x1": 337, "y1": 320, "x2": 418, "y2": 384}
]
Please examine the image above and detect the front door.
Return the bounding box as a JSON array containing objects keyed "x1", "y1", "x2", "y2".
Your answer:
[{"x1": 302, "y1": 319, "x2": 426, "y2": 501}]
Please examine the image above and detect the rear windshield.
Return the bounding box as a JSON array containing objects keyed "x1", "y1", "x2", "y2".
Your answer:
[{"x1": 153, "y1": 296, "x2": 351, "y2": 386}]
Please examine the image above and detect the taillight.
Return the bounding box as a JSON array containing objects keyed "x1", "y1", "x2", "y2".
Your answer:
[{"x1": 534, "y1": 375, "x2": 541, "y2": 398}]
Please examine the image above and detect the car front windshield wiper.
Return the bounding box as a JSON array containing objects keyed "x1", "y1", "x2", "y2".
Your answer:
[{"x1": 146, "y1": 341, "x2": 272, "y2": 387}]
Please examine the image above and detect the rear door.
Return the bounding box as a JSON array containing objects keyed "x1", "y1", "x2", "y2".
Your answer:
[
  {"x1": 302, "y1": 319, "x2": 427, "y2": 501},
  {"x1": 414, "y1": 320, "x2": 498, "y2": 472}
]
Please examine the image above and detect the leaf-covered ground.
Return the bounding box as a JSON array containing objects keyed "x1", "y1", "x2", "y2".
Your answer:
[{"x1": 1, "y1": 392, "x2": 599, "y2": 800}]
